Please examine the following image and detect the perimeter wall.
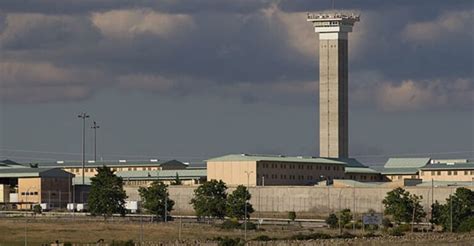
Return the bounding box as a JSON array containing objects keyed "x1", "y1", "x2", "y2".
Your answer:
[{"x1": 124, "y1": 185, "x2": 473, "y2": 216}]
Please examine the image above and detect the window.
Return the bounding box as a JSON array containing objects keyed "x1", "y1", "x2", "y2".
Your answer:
[
  {"x1": 21, "y1": 192, "x2": 25, "y2": 195},
  {"x1": 448, "y1": 171, "x2": 452, "y2": 175},
  {"x1": 465, "y1": 171, "x2": 468, "y2": 175},
  {"x1": 437, "y1": 171, "x2": 441, "y2": 175},
  {"x1": 128, "y1": 167, "x2": 132, "y2": 171},
  {"x1": 453, "y1": 171, "x2": 457, "y2": 175},
  {"x1": 431, "y1": 171, "x2": 435, "y2": 176}
]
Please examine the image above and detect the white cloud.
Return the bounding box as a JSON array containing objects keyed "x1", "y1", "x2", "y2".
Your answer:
[
  {"x1": 375, "y1": 79, "x2": 473, "y2": 111},
  {"x1": 402, "y1": 10, "x2": 473, "y2": 43},
  {"x1": 261, "y1": 5, "x2": 317, "y2": 58},
  {"x1": 91, "y1": 9, "x2": 195, "y2": 40},
  {"x1": 0, "y1": 13, "x2": 98, "y2": 49}
]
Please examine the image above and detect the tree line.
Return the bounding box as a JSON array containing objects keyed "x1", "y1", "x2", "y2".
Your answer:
[{"x1": 86, "y1": 166, "x2": 473, "y2": 232}]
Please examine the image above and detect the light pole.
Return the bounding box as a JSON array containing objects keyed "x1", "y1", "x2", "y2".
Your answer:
[
  {"x1": 78, "y1": 112, "x2": 90, "y2": 185},
  {"x1": 91, "y1": 121, "x2": 100, "y2": 162},
  {"x1": 352, "y1": 182, "x2": 356, "y2": 231},
  {"x1": 244, "y1": 170, "x2": 253, "y2": 242}
]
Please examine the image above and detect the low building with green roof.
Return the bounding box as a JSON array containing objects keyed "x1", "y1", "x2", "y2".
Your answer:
[{"x1": 206, "y1": 154, "x2": 379, "y2": 186}]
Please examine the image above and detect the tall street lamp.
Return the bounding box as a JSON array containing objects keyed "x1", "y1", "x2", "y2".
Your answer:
[
  {"x1": 91, "y1": 121, "x2": 100, "y2": 162},
  {"x1": 244, "y1": 170, "x2": 253, "y2": 242},
  {"x1": 78, "y1": 112, "x2": 90, "y2": 185}
]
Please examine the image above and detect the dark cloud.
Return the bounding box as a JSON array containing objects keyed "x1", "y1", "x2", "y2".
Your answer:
[
  {"x1": 0, "y1": 0, "x2": 273, "y2": 15},
  {"x1": 0, "y1": 2, "x2": 472, "y2": 111}
]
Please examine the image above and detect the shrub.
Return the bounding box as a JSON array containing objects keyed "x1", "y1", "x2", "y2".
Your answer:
[
  {"x1": 253, "y1": 235, "x2": 273, "y2": 241},
  {"x1": 363, "y1": 232, "x2": 380, "y2": 238},
  {"x1": 290, "y1": 233, "x2": 332, "y2": 240},
  {"x1": 110, "y1": 240, "x2": 135, "y2": 246},
  {"x1": 216, "y1": 237, "x2": 244, "y2": 246},
  {"x1": 288, "y1": 211, "x2": 296, "y2": 222},
  {"x1": 338, "y1": 209, "x2": 353, "y2": 227},
  {"x1": 336, "y1": 232, "x2": 355, "y2": 239},
  {"x1": 388, "y1": 227, "x2": 405, "y2": 237},
  {"x1": 33, "y1": 204, "x2": 42, "y2": 214},
  {"x1": 220, "y1": 219, "x2": 241, "y2": 230},
  {"x1": 326, "y1": 213, "x2": 338, "y2": 229},
  {"x1": 382, "y1": 218, "x2": 393, "y2": 228},
  {"x1": 397, "y1": 224, "x2": 411, "y2": 232},
  {"x1": 365, "y1": 224, "x2": 379, "y2": 231},
  {"x1": 240, "y1": 221, "x2": 257, "y2": 230},
  {"x1": 457, "y1": 216, "x2": 474, "y2": 232}
]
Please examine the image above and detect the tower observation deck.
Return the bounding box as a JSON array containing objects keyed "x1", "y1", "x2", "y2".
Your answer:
[{"x1": 307, "y1": 13, "x2": 359, "y2": 158}]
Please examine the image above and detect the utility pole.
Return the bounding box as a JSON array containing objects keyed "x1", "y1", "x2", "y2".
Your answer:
[
  {"x1": 78, "y1": 112, "x2": 90, "y2": 185},
  {"x1": 91, "y1": 121, "x2": 100, "y2": 162}
]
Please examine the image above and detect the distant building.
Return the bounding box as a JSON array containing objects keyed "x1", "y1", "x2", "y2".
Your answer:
[
  {"x1": 0, "y1": 167, "x2": 72, "y2": 209},
  {"x1": 373, "y1": 158, "x2": 431, "y2": 181},
  {"x1": 372, "y1": 158, "x2": 474, "y2": 182},
  {"x1": 206, "y1": 154, "x2": 381, "y2": 186},
  {"x1": 420, "y1": 161, "x2": 474, "y2": 182},
  {"x1": 34, "y1": 159, "x2": 188, "y2": 178}
]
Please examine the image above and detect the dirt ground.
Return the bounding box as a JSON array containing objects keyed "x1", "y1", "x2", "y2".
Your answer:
[{"x1": 0, "y1": 217, "x2": 472, "y2": 245}]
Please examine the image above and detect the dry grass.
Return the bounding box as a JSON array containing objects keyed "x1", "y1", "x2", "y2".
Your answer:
[{"x1": 0, "y1": 217, "x2": 309, "y2": 245}]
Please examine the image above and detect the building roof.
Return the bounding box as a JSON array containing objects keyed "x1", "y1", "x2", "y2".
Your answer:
[
  {"x1": 0, "y1": 168, "x2": 73, "y2": 178},
  {"x1": 73, "y1": 168, "x2": 206, "y2": 185},
  {"x1": 117, "y1": 168, "x2": 207, "y2": 180},
  {"x1": 420, "y1": 163, "x2": 474, "y2": 170},
  {"x1": 32, "y1": 159, "x2": 186, "y2": 168},
  {"x1": 345, "y1": 167, "x2": 380, "y2": 174},
  {"x1": 0, "y1": 159, "x2": 27, "y2": 169},
  {"x1": 384, "y1": 158, "x2": 431, "y2": 168},
  {"x1": 206, "y1": 154, "x2": 347, "y2": 165},
  {"x1": 371, "y1": 166, "x2": 419, "y2": 175}
]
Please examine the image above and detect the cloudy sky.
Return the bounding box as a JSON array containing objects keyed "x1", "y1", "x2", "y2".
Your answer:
[{"x1": 0, "y1": 0, "x2": 473, "y2": 165}]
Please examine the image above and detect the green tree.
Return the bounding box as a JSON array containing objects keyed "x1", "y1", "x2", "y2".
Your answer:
[
  {"x1": 33, "y1": 204, "x2": 42, "y2": 215},
  {"x1": 190, "y1": 179, "x2": 227, "y2": 220},
  {"x1": 226, "y1": 185, "x2": 254, "y2": 220},
  {"x1": 171, "y1": 172, "x2": 182, "y2": 185},
  {"x1": 88, "y1": 166, "x2": 127, "y2": 218},
  {"x1": 382, "y1": 187, "x2": 426, "y2": 224},
  {"x1": 139, "y1": 181, "x2": 175, "y2": 220},
  {"x1": 326, "y1": 213, "x2": 339, "y2": 229},
  {"x1": 338, "y1": 209, "x2": 353, "y2": 227},
  {"x1": 431, "y1": 187, "x2": 474, "y2": 232}
]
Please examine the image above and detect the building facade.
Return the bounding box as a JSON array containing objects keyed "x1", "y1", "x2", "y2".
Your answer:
[
  {"x1": 207, "y1": 154, "x2": 346, "y2": 186},
  {"x1": 420, "y1": 162, "x2": 474, "y2": 182}
]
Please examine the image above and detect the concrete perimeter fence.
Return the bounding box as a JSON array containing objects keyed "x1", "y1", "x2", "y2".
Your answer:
[{"x1": 125, "y1": 185, "x2": 473, "y2": 217}]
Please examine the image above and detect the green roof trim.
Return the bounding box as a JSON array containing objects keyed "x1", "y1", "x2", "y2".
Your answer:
[
  {"x1": 372, "y1": 167, "x2": 419, "y2": 175},
  {"x1": 345, "y1": 167, "x2": 380, "y2": 174},
  {"x1": 384, "y1": 158, "x2": 430, "y2": 168},
  {"x1": 31, "y1": 159, "x2": 186, "y2": 168},
  {"x1": 206, "y1": 154, "x2": 347, "y2": 165},
  {"x1": 0, "y1": 168, "x2": 73, "y2": 178}
]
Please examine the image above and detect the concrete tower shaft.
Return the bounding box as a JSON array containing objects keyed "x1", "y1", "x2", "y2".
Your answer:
[{"x1": 307, "y1": 13, "x2": 359, "y2": 158}]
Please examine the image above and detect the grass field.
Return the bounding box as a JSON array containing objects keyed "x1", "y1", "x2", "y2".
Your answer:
[
  {"x1": 0, "y1": 217, "x2": 307, "y2": 245},
  {"x1": 0, "y1": 217, "x2": 472, "y2": 245}
]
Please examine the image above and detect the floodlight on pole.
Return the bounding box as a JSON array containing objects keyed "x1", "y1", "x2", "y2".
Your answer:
[
  {"x1": 78, "y1": 112, "x2": 90, "y2": 185},
  {"x1": 91, "y1": 121, "x2": 100, "y2": 162}
]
